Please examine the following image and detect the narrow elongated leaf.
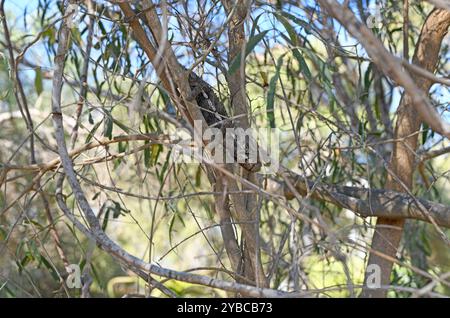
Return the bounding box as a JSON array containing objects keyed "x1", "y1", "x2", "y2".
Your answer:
[
  {"x1": 152, "y1": 144, "x2": 162, "y2": 166},
  {"x1": 363, "y1": 62, "x2": 373, "y2": 104},
  {"x1": 144, "y1": 141, "x2": 151, "y2": 168},
  {"x1": 103, "y1": 111, "x2": 113, "y2": 139},
  {"x1": 86, "y1": 120, "x2": 101, "y2": 143},
  {"x1": 275, "y1": 13, "x2": 298, "y2": 45},
  {"x1": 228, "y1": 30, "x2": 269, "y2": 75},
  {"x1": 34, "y1": 67, "x2": 43, "y2": 95},
  {"x1": 292, "y1": 49, "x2": 312, "y2": 81},
  {"x1": 39, "y1": 255, "x2": 59, "y2": 282},
  {"x1": 157, "y1": 150, "x2": 171, "y2": 183},
  {"x1": 422, "y1": 123, "x2": 429, "y2": 145},
  {"x1": 250, "y1": 13, "x2": 264, "y2": 38},
  {"x1": 281, "y1": 11, "x2": 311, "y2": 34},
  {"x1": 267, "y1": 55, "x2": 285, "y2": 128},
  {"x1": 195, "y1": 165, "x2": 202, "y2": 187},
  {"x1": 274, "y1": 13, "x2": 312, "y2": 81},
  {"x1": 102, "y1": 209, "x2": 110, "y2": 231}
]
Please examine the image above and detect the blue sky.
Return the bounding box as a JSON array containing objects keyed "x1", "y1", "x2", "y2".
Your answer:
[{"x1": 4, "y1": 0, "x2": 449, "y2": 149}]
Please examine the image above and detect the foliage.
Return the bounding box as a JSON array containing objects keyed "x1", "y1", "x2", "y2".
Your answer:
[{"x1": 0, "y1": 0, "x2": 449, "y2": 298}]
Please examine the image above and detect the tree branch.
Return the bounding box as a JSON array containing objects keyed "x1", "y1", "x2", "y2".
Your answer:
[
  {"x1": 317, "y1": 0, "x2": 450, "y2": 140},
  {"x1": 281, "y1": 174, "x2": 450, "y2": 228}
]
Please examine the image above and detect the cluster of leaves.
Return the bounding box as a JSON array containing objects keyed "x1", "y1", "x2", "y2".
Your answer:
[{"x1": 0, "y1": 0, "x2": 449, "y2": 297}]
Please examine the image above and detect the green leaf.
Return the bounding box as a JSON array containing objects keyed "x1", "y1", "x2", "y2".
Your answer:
[
  {"x1": 86, "y1": 120, "x2": 101, "y2": 143},
  {"x1": 88, "y1": 111, "x2": 94, "y2": 124},
  {"x1": 112, "y1": 201, "x2": 122, "y2": 219},
  {"x1": 144, "y1": 141, "x2": 151, "y2": 168},
  {"x1": 363, "y1": 62, "x2": 373, "y2": 104},
  {"x1": 71, "y1": 28, "x2": 82, "y2": 45},
  {"x1": 42, "y1": 26, "x2": 56, "y2": 44},
  {"x1": 103, "y1": 111, "x2": 113, "y2": 139},
  {"x1": 0, "y1": 226, "x2": 6, "y2": 241},
  {"x1": 195, "y1": 165, "x2": 202, "y2": 187},
  {"x1": 358, "y1": 120, "x2": 367, "y2": 142},
  {"x1": 274, "y1": 13, "x2": 311, "y2": 81},
  {"x1": 157, "y1": 150, "x2": 171, "y2": 182},
  {"x1": 1, "y1": 284, "x2": 16, "y2": 297},
  {"x1": 102, "y1": 209, "x2": 110, "y2": 231},
  {"x1": 112, "y1": 118, "x2": 130, "y2": 133},
  {"x1": 158, "y1": 87, "x2": 170, "y2": 106},
  {"x1": 422, "y1": 123, "x2": 429, "y2": 145},
  {"x1": 118, "y1": 141, "x2": 127, "y2": 153},
  {"x1": 19, "y1": 253, "x2": 34, "y2": 271},
  {"x1": 144, "y1": 143, "x2": 162, "y2": 168},
  {"x1": 228, "y1": 30, "x2": 269, "y2": 75},
  {"x1": 250, "y1": 13, "x2": 264, "y2": 38},
  {"x1": 39, "y1": 255, "x2": 59, "y2": 282},
  {"x1": 281, "y1": 11, "x2": 311, "y2": 34},
  {"x1": 292, "y1": 49, "x2": 312, "y2": 81},
  {"x1": 168, "y1": 213, "x2": 176, "y2": 246},
  {"x1": 275, "y1": 13, "x2": 298, "y2": 45},
  {"x1": 34, "y1": 67, "x2": 43, "y2": 95},
  {"x1": 364, "y1": 63, "x2": 373, "y2": 92},
  {"x1": 150, "y1": 144, "x2": 162, "y2": 166},
  {"x1": 267, "y1": 55, "x2": 285, "y2": 128}
]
